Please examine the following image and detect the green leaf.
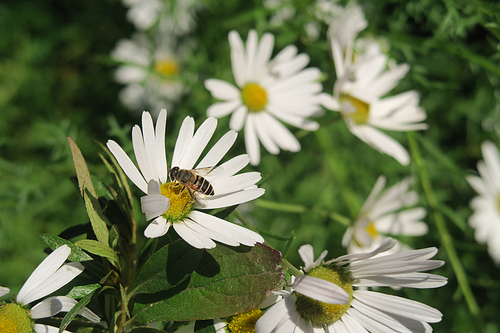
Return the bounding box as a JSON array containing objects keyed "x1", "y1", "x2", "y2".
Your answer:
[
  {"x1": 40, "y1": 234, "x2": 93, "y2": 262},
  {"x1": 75, "y1": 239, "x2": 120, "y2": 269},
  {"x1": 132, "y1": 239, "x2": 204, "y2": 295},
  {"x1": 120, "y1": 284, "x2": 131, "y2": 318},
  {"x1": 68, "y1": 137, "x2": 97, "y2": 198},
  {"x1": 66, "y1": 284, "x2": 101, "y2": 299},
  {"x1": 59, "y1": 289, "x2": 96, "y2": 333},
  {"x1": 195, "y1": 320, "x2": 217, "y2": 333},
  {"x1": 133, "y1": 243, "x2": 284, "y2": 322},
  {"x1": 68, "y1": 137, "x2": 109, "y2": 245},
  {"x1": 129, "y1": 328, "x2": 167, "y2": 333}
]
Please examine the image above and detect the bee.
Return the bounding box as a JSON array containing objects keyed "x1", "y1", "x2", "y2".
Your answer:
[{"x1": 168, "y1": 166, "x2": 220, "y2": 207}]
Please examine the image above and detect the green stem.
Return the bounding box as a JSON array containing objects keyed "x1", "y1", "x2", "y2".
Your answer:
[
  {"x1": 407, "y1": 132, "x2": 480, "y2": 317},
  {"x1": 281, "y1": 258, "x2": 303, "y2": 277},
  {"x1": 233, "y1": 209, "x2": 258, "y2": 232}
]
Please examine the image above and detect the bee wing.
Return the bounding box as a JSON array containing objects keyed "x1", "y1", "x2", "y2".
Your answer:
[
  {"x1": 192, "y1": 166, "x2": 223, "y2": 177},
  {"x1": 189, "y1": 188, "x2": 208, "y2": 208}
]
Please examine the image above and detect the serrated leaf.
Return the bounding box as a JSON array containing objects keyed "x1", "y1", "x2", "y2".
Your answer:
[
  {"x1": 59, "y1": 289, "x2": 96, "y2": 333},
  {"x1": 75, "y1": 239, "x2": 120, "y2": 269},
  {"x1": 40, "y1": 234, "x2": 93, "y2": 262},
  {"x1": 133, "y1": 243, "x2": 284, "y2": 322},
  {"x1": 132, "y1": 239, "x2": 204, "y2": 295},
  {"x1": 120, "y1": 284, "x2": 130, "y2": 318},
  {"x1": 68, "y1": 137, "x2": 109, "y2": 245},
  {"x1": 67, "y1": 284, "x2": 101, "y2": 299}
]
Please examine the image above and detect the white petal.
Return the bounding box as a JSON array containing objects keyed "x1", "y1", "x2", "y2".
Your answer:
[
  {"x1": 245, "y1": 115, "x2": 261, "y2": 165},
  {"x1": 211, "y1": 154, "x2": 250, "y2": 180},
  {"x1": 132, "y1": 124, "x2": 156, "y2": 185},
  {"x1": 31, "y1": 296, "x2": 100, "y2": 322},
  {"x1": 255, "y1": 297, "x2": 294, "y2": 333},
  {"x1": 204, "y1": 188, "x2": 265, "y2": 209},
  {"x1": 171, "y1": 116, "x2": 195, "y2": 170},
  {"x1": 229, "y1": 105, "x2": 248, "y2": 131},
  {"x1": 207, "y1": 100, "x2": 242, "y2": 118},
  {"x1": 293, "y1": 275, "x2": 349, "y2": 304},
  {"x1": 155, "y1": 109, "x2": 168, "y2": 184},
  {"x1": 210, "y1": 172, "x2": 262, "y2": 196},
  {"x1": 107, "y1": 140, "x2": 148, "y2": 193},
  {"x1": 196, "y1": 130, "x2": 238, "y2": 169},
  {"x1": 255, "y1": 112, "x2": 280, "y2": 154},
  {"x1": 263, "y1": 113, "x2": 300, "y2": 152},
  {"x1": 184, "y1": 219, "x2": 240, "y2": 247},
  {"x1": 144, "y1": 216, "x2": 170, "y2": 238},
  {"x1": 229, "y1": 30, "x2": 246, "y2": 87},
  {"x1": 354, "y1": 272, "x2": 448, "y2": 289},
  {"x1": 20, "y1": 262, "x2": 84, "y2": 305},
  {"x1": 141, "y1": 188, "x2": 169, "y2": 221},
  {"x1": 0, "y1": 286, "x2": 10, "y2": 297},
  {"x1": 205, "y1": 79, "x2": 242, "y2": 101},
  {"x1": 34, "y1": 324, "x2": 72, "y2": 333},
  {"x1": 298, "y1": 244, "x2": 316, "y2": 271},
  {"x1": 189, "y1": 211, "x2": 264, "y2": 245},
  {"x1": 253, "y1": 32, "x2": 274, "y2": 80},
  {"x1": 173, "y1": 221, "x2": 217, "y2": 249},
  {"x1": 348, "y1": 125, "x2": 410, "y2": 166},
  {"x1": 179, "y1": 117, "x2": 217, "y2": 170},
  {"x1": 114, "y1": 66, "x2": 147, "y2": 83},
  {"x1": 355, "y1": 290, "x2": 442, "y2": 323},
  {"x1": 17, "y1": 245, "x2": 72, "y2": 305},
  {"x1": 331, "y1": 238, "x2": 396, "y2": 264}
]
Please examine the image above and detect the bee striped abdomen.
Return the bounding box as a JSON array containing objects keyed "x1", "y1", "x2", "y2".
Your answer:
[{"x1": 194, "y1": 175, "x2": 215, "y2": 195}]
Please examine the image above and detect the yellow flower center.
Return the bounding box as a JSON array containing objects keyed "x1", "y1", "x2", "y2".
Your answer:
[
  {"x1": 339, "y1": 93, "x2": 370, "y2": 125},
  {"x1": 241, "y1": 83, "x2": 267, "y2": 112},
  {"x1": 160, "y1": 182, "x2": 194, "y2": 223},
  {"x1": 0, "y1": 303, "x2": 34, "y2": 333},
  {"x1": 155, "y1": 59, "x2": 180, "y2": 77},
  {"x1": 294, "y1": 265, "x2": 353, "y2": 325},
  {"x1": 228, "y1": 308, "x2": 263, "y2": 333},
  {"x1": 365, "y1": 221, "x2": 378, "y2": 238}
]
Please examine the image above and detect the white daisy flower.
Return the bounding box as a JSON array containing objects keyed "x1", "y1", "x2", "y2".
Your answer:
[
  {"x1": 320, "y1": 8, "x2": 427, "y2": 166},
  {"x1": 205, "y1": 29, "x2": 322, "y2": 165},
  {"x1": 0, "y1": 245, "x2": 100, "y2": 333},
  {"x1": 121, "y1": 0, "x2": 200, "y2": 33},
  {"x1": 256, "y1": 238, "x2": 447, "y2": 333},
  {"x1": 107, "y1": 109, "x2": 265, "y2": 249},
  {"x1": 326, "y1": 2, "x2": 367, "y2": 52},
  {"x1": 466, "y1": 141, "x2": 500, "y2": 265},
  {"x1": 342, "y1": 176, "x2": 428, "y2": 254},
  {"x1": 111, "y1": 33, "x2": 187, "y2": 116}
]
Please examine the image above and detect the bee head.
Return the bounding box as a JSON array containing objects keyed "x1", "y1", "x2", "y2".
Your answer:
[{"x1": 169, "y1": 166, "x2": 180, "y2": 181}]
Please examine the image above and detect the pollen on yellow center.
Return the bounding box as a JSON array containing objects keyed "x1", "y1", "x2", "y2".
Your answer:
[
  {"x1": 294, "y1": 265, "x2": 353, "y2": 326},
  {"x1": 0, "y1": 303, "x2": 33, "y2": 333},
  {"x1": 228, "y1": 308, "x2": 263, "y2": 333},
  {"x1": 160, "y1": 182, "x2": 193, "y2": 223},
  {"x1": 340, "y1": 93, "x2": 370, "y2": 125},
  {"x1": 155, "y1": 59, "x2": 180, "y2": 76},
  {"x1": 241, "y1": 83, "x2": 268, "y2": 112}
]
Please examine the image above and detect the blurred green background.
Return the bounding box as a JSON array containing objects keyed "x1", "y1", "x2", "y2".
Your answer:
[{"x1": 1, "y1": 0, "x2": 500, "y2": 332}]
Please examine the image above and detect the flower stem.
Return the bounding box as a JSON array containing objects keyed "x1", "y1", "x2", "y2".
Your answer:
[
  {"x1": 407, "y1": 132, "x2": 480, "y2": 317},
  {"x1": 281, "y1": 258, "x2": 303, "y2": 277}
]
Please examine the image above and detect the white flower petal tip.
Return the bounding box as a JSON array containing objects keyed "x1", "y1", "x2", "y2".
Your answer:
[
  {"x1": 30, "y1": 296, "x2": 100, "y2": 323},
  {"x1": 0, "y1": 286, "x2": 10, "y2": 297},
  {"x1": 293, "y1": 275, "x2": 349, "y2": 304},
  {"x1": 17, "y1": 245, "x2": 73, "y2": 305},
  {"x1": 144, "y1": 217, "x2": 170, "y2": 238}
]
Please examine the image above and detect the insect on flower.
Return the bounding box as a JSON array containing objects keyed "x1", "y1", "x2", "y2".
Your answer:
[{"x1": 168, "y1": 166, "x2": 221, "y2": 207}]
